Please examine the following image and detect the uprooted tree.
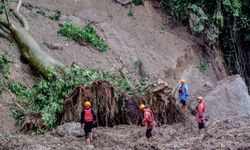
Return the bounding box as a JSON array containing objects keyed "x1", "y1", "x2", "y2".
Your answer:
[{"x1": 0, "y1": 0, "x2": 183, "y2": 133}]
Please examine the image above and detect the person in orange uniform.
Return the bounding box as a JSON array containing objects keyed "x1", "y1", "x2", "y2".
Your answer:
[
  {"x1": 139, "y1": 104, "x2": 157, "y2": 142},
  {"x1": 195, "y1": 96, "x2": 207, "y2": 135},
  {"x1": 80, "y1": 101, "x2": 96, "y2": 145}
]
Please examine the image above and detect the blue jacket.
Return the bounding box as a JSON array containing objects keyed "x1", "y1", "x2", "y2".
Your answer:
[{"x1": 178, "y1": 83, "x2": 189, "y2": 101}]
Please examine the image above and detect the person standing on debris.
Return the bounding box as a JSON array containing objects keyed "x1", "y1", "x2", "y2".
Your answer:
[
  {"x1": 178, "y1": 79, "x2": 189, "y2": 110},
  {"x1": 80, "y1": 101, "x2": 96, "y2": 145},
  {"x1": 139, "y1": 104, "x2": 157, "y2": 142},
  {"x1": 195, "y1": 96, "x2": 207, "y2": 135}
]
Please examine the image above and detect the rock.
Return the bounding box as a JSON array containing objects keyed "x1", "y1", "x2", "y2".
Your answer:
[
  {"x1": 44, "y1": 42, "x2": 63, "y2": 50},
  {"x1": 205, "y1": 75, "x2": 250, "y2": 120},
  {"x1": 67, "y1": 123, "x2": 85, "y2": 137}
]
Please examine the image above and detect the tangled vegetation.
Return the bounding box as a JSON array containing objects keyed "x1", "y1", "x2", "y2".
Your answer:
[
  {"x1": 6, "y1": 65, "x2": 144, "y2": 129},
  {"x1": 159, "y1": 0, "x2": 250, "y2": 92},
  {"x1": 58, "y1": 21, "x2": 108, "y2": 52}
]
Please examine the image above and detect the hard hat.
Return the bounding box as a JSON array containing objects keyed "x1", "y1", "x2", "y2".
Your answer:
[
  {"x1": 196, "y1": 96, "x2": 203, "y2": 100},
  {"x1": 139, "y1": 104, "x2": 145, "y2": 110},
  {"x1": 180, "y1": 79, "x2": 186, "y2": 83},
  {"x1": 84, "y1": 101, "x2": 91, "y2": 107}
]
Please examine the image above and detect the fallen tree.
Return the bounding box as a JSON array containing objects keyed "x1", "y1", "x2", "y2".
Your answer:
[
  {"x1": 0, "y1": 0, "x2": 183, "y2": 132},
  {"x1": 0, "y1": 0, "x2": 65, "y2": 79},
  {"x1": 59, "y1": 80, "x2": 182, "y2": 127}
]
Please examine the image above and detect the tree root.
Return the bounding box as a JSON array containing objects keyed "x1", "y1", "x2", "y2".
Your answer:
[
  {"x1": 3, "y1": 87, "x2": 26, "y2": 111},
  {"x1": 14, "y1": 0, "x2": 28, "y2": 31}
]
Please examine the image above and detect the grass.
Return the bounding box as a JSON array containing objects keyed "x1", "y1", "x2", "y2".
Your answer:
[{"x1": 57, "y1": 21, "x2": 108, "y2": 52}]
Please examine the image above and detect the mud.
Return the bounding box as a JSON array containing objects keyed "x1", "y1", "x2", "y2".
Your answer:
[{"x1": 1, "y1": 115, "x2": 250, "y2": 150}]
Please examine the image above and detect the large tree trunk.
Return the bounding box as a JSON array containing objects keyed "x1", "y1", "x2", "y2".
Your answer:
[{"x1": 0, "y1": 0, "x2": 65, "y2": 79}]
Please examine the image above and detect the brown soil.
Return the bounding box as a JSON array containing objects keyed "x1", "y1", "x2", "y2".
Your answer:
[
  {"x1": 1, "y1": 115, "x2": 250, "y2": 149},
  {"x1": 0, "y1": 0, "x2": 249, "y2": 149}
]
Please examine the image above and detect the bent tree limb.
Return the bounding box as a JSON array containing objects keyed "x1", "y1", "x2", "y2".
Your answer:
[{"x1": 0, "y1": 0, "x2": 65, "y2": 79}]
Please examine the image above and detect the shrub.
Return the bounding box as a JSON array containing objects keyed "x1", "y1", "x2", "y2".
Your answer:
[{"x1": 57, "y1": 21, "x2": 108, "y2": 52}]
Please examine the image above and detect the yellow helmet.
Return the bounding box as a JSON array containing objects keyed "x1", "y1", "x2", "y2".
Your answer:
[
  {"x1": 139, "y1": 104, "x2": 145, "y2": 110},
  {"x1": 180, "y1": 79, "x2": 186, "y2": 83},
  {"x1": 84, "y1": 101, "x2": 91, "y2": 107},
  {"x1": 196, "y1": 96, "x2": 203, "y2": 100}
]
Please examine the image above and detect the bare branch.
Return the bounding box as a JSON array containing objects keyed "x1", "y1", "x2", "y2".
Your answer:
[
  {"x1": 3, "y1": 87, "x2": 26, "y2": 111},
  {"x1": 14, "y1": 0, "x2": 29, "y2": 30}
]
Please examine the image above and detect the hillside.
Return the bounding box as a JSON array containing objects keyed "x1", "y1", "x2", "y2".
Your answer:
[{"x1": 1, "y1": 0, "x2": 250, "y2": 149}]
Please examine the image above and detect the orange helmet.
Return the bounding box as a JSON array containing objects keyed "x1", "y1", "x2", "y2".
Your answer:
[
  {"x1": 180, "y1": 79, "x2": 186, "y2": 83},
  {"x1": 196, "y1": 96, "x2": 203, "y2": 100},
  {"x1": 139, "y1": 104, "x2": 145, "y2": 110},
  {"x1": 84, "y1": 101, "x2": 91, "y2": 107}
]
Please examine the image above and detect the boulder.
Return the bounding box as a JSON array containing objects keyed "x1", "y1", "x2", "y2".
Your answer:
[{"x1": 205, "y1": 75, "x2": 250, "y2": 120}]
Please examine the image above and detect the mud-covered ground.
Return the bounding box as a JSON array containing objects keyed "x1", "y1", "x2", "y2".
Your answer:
[{"x1": 1, "y1": 115, "x2": 250, "y2": 150}]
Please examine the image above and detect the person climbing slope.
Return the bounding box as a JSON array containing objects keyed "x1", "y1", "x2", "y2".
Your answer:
[
  {"x1": 80, "y1": 101, "x2": 96, "y2": 145},
  {"x1": 139, "y1": 104, "x2": 157, "y2": 142},
  {"x1": 178, "y1": 79, "x2": 189, "y2": 110},
  {"x1": 195, "y1": 96, "x2": 207, "y2": 135}
]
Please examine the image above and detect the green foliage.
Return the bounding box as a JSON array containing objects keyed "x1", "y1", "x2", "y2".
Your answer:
[
  {"x1": 164, "y1": 0, "x2": 250, "y2": 91},
  {"x1": 36, "y1": 10, "x2": 45, "y2": 16},
  {"x1": 205, "y1": 24, "x2": 219, "y2": 45},
  {"x1": 0, "y1": 0, "x2": 12, "y2": 15},
  {"x1": 132, "y1": 0, "x2": 144, "y2": 6},
  {"x1": 30, "y1": 129, "x2": 44, "y2": 136},
  {"x1": 10, "y1": 107, "x2": 25, "y2": 127},
  {"x1": 36, "y1": 9, "x2": 61, "y2": 21},
  {"x1": 7, "y1": 66, "x2": 140, "y2": 129},
  {"x1": 127, "y1": 10, "x2": 135, "y2": 19},
  {"x1": 58, "y1": 21, "x2": 108, "y2": 52},
  {"x1": 48, "y1": 11, "x2": 61, "y2": 21},
  {"x1": 188, "y1": 4, "x2": 208, "y2": 33},
  {"x1": 169, "y1": 0, "x2": 189, "y2": 23},
  {"x1": 0, "y1": 54, "x2": 11, "y2": 79},
  {"x1": 197, "y1": 59, "x2": 209, "y2": 75}
]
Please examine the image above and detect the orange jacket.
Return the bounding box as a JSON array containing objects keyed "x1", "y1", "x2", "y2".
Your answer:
[
  {"x1": 196, "y1": 101, "x2": 206, "y2": 123},
  {"x1": 143, "y1": 108, "x2": 154, "y2": 128}
]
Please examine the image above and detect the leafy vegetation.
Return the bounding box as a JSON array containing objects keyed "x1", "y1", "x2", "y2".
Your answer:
[
  {"x1": 0, "y1": 54, "x2": 11, "y2": 79},
  {"x1": 6, "y1": 66, "x2": 143, "y2": 129},
  {"x1": 197, "y1": 59, "x2": 209, "y2": 75},
  {"x1": 0, "y1": 0, "x2": 12, "y2": 15},
  {"x1": 127, "y1": 10, "x2": 135, "y2": 19},
  {"x1": 48, "y1": 11, "x2": 61, "y2": 21},
  {"x1": 57, "y1": 21, "x2": 108, "y2": 52},
  {"x1": 159, "y1": 0, "x2": 250, "y2": 92},
  {"x1": 132, "y1": 0, "x2": 144, "y2": 6},
  {"x1": 36, "y1": 9, "x2": 61, "y2": 21}
]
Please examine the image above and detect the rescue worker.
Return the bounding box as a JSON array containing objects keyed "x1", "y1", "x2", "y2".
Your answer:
[
  {"x1": 80, "y1": 101, "x2": 96, "y2": 145},
  {"x1": 178, "y1": 79, "x2": 189, "y2": 110},
  {"x1": 139, "y1": 104, "x2": 157, "y2": 142},
  {"x1": 195, "y1": 96, "x2": 207, "y2": 135}
]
